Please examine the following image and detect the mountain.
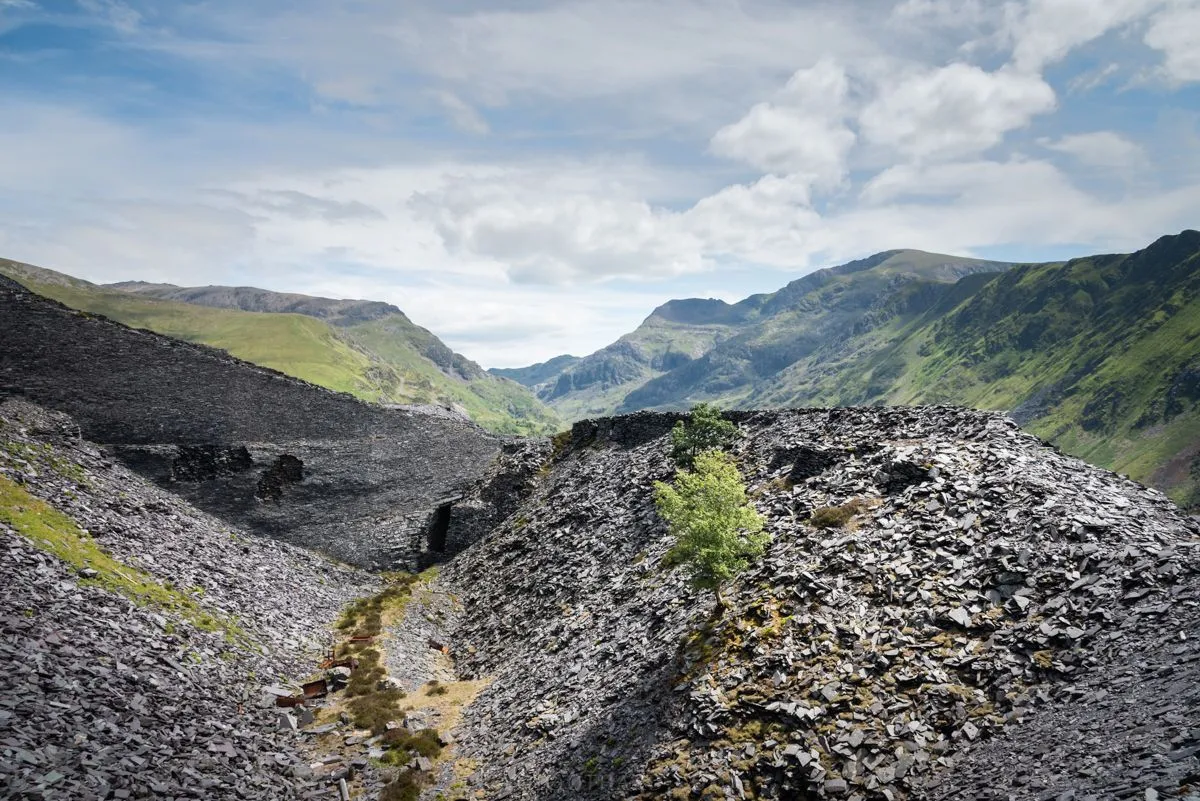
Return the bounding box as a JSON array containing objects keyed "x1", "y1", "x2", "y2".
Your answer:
[
  {"x1": 509, "y1": 249, "x2": 1015, "y2": 419},
  {"x1": 513, "y1": 232, "x2": 1200, "y2": 507},
  {"x1": 0, "y1": 260, "x2": 560, "y2": 436},
  {"x1": 489, "y1": 354, "x2": 581, "y2": 388}
]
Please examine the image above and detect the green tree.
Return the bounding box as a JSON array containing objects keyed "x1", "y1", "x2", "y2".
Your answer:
[
  {"x1": 654, "y1": 450, "x2": 768, "y2": 605},
  {"x1": 669, "y1": 402, "x2": 738, "y2": 468}
]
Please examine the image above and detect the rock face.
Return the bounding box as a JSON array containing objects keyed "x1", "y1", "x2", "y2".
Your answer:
[
  {"x1": 0, "y1": 275, "x2": 499, "y2": 568},
  {"x1": 0, "y1": 399, "x2": 378, "y2": 799},
  {"x1": 438, "y1": 407, "x2": 1200, "y2": 800}
]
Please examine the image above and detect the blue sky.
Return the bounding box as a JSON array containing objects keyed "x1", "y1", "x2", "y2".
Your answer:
[{"x1": 1, "y1": 0, "x2": 1199, "y2": 367}]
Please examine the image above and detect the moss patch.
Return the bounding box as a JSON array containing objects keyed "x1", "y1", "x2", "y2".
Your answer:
[{"x1": 0, "y1": 474, "x2": 246, "y2": 643}]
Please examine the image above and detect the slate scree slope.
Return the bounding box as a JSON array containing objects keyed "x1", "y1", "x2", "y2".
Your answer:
[
  {"x1": 435, "y1": 409, "x2": 1200, "y2": 800},
  {"x1": 0, "y1": 274, "x2": 498, "y2": 568},
  {"x1": 0, "y1": 398, "x2": 381, "y2": 799},
  {"x1": 3, "y1": 271, "x2": 1200, "y2": 800}
]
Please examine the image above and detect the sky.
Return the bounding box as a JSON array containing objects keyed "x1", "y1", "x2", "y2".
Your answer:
[{"x1": 1, "y1": 0, "x2": 1199, "y2": 368}]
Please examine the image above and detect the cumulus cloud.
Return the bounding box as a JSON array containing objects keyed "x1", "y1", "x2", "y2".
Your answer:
[
  {"x1": 410, "y1": 169, "x2": 703, "y2": 284},
  {"x1": 709, "y1": 59, "x2": 856, "y2": 186},
  {"x1": 859, "y1": 63, "x2": 1056, "y2": 160}
]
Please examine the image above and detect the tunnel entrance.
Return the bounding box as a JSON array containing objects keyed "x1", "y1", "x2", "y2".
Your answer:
[{"x1": 427, "y1": 502, "x2": 452, "y2": 554}]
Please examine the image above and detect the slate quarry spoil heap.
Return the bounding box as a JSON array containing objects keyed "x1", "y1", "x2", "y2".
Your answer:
[
  {"x1": 0, "y1": 274, "x2": 499, "y2": 569},
  {"x1": 0, "y1": 400, "x2": 378, "y2": 800},
  {"x1": 441, "y1": 407, "x2": 1200, "y2": 800}
]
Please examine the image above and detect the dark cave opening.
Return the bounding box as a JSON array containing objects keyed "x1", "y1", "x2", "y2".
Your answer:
[{"x1": 428, "y1": 502, "x2": 452, "y2": 553}]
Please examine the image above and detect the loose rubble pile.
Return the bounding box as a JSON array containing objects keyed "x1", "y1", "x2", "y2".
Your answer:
[
  {"x1": 439, "y1": 407, "x2": 1200, "y2": 800},
  {"x1": 0, "y1": 275, "x2": 499, "y2": 569},
  {"x1": 0, "y1": 399, "x2": 378, "y2": 800}
]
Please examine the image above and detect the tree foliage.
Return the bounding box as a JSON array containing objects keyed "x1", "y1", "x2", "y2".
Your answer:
[
  {"x1": 669, "y1": 402, "x2": 738, "y2": 468},
  {"x1": 654, "y1": 450, "x2": 768, "y2": 598}
]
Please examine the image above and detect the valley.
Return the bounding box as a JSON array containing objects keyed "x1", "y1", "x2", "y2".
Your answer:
[
  {"x1": 498, "y1": 232, "x2": 1200, "y2": 508},
  {"x1": 3, "y1": 239, "x2": 1200, "y2": 800}
]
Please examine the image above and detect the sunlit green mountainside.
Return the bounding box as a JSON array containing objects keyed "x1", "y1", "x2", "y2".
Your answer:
[
  {"x1": 496, "y1": 231, "x2": 1200, "y2": 506},
  {"x1": 498, "y1": 249, "x2": 1016, "y2": 419},
  {"x1": 0, "y1": 260, "x2": 559, "y2": 436}
]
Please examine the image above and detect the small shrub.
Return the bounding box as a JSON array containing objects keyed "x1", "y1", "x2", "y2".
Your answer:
[
  {"x1": 669, "y1": 402, "x2": 738, "y2": 468},
  {"x1": 655, "y1": 450, "x2": 768, "y2": 603},
  {"x1": 550, "y1": 429, "x2": 572, "y2": 457},
  {"x1": 809, "y1": 499, "x2": 866, "y2": 529},
  {"x1": 347, "y1": 686, "x2": 405, "y2": 734},
  {"x1": 380, "y1": 770, "x2": 428, "y2": 801}
]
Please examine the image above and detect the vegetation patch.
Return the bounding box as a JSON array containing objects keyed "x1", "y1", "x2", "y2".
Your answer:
[
  {"x1": 326, "y1": 572, "x2": 463, "y2": 800},
  {"x1": 656, "y1": 449, "x2": 768, "y2": 604},
  {"x1": 809, "y1": 498, "x2": 867, "y2": 529},
  {"x1": 0, "y1": 474, "x2": 246, "y2": 643},
  {"x1": 669, "y1": 402, "x2": 738, "y2": 468}
]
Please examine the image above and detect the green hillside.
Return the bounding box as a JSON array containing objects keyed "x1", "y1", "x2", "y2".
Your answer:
[
  {"x1": 511, "y1": 232, "x2": 1200, "y2": 506},
  {"x1": 515, "y1": 249, "x2": 1013, "y2": 418},
  {"x1": 0, "y1": 259, "x2": 560, "y2": 436}
]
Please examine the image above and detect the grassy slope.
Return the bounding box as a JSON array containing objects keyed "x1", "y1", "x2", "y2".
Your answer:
[
  {"x1": 19, "y1": 279, "x2": 382, "y2": 397},
  {"x1": 886, "y1": 236, "x2": 1200, "y2": 504},
  {"x1": 342, "y1": 319, "x2": 560, "y2": 436},
  {"x1": 2, "y1": 262, "x2": 559, "y2": 436},
  {"x1": 737, "y1": 233, "x2": 1200, "y2": 505}
]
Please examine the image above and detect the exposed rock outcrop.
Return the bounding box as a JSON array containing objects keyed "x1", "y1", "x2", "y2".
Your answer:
[
  {"x1": 435, "y1": 407, "x2": 1200, "y2": 800},
  {"x1": 0, "y1": 275, "x2": 499, "y2": 568}
]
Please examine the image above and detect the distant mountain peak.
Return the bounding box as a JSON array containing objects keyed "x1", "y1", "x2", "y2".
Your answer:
[{"x1": 647, "y1": 297, "x2": 741, "y2": 325}]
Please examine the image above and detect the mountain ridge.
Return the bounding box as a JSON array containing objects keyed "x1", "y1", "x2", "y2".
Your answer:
[
  {"x1": 500, "y1": 248, "x2": 1017, "y2": 420},
  {"x1": 498, "y1": 231, "x2": 1200, "y2": 506},
  {"x1": 0, "y1": 259, "x2": 560, "y2": 435}
]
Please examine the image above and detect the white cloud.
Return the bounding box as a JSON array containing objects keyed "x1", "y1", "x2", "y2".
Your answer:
[
  {"x1": 709, "y1": 59, "x2": 856, "y2": 186},
  {"x1": 1006, "y1": 0, "x2": 1161, "y2": 73},
  {"x1": 1145, "y1": 3, "x2": 1200, "y2": 83},
  {"x1": 1040, "y1": 131, "x2": 1148, "y2": 169},
  {"x1": 390, "y1": 1, "x2": 872, "y2": 101},
  {"x1": 409, "y1": 168, "x2": 704, "y2": 284},
  {"x1": 859, "y1": 63, "x2": 1056, "y2": 159},
  {"x1": 684, "y1": 174, "x2": 822, "y2": 266}
]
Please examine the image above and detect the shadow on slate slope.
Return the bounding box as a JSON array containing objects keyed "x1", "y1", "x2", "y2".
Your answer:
[{"x1": 0, "y1": 274, "x2": 499, "y2": 568}]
